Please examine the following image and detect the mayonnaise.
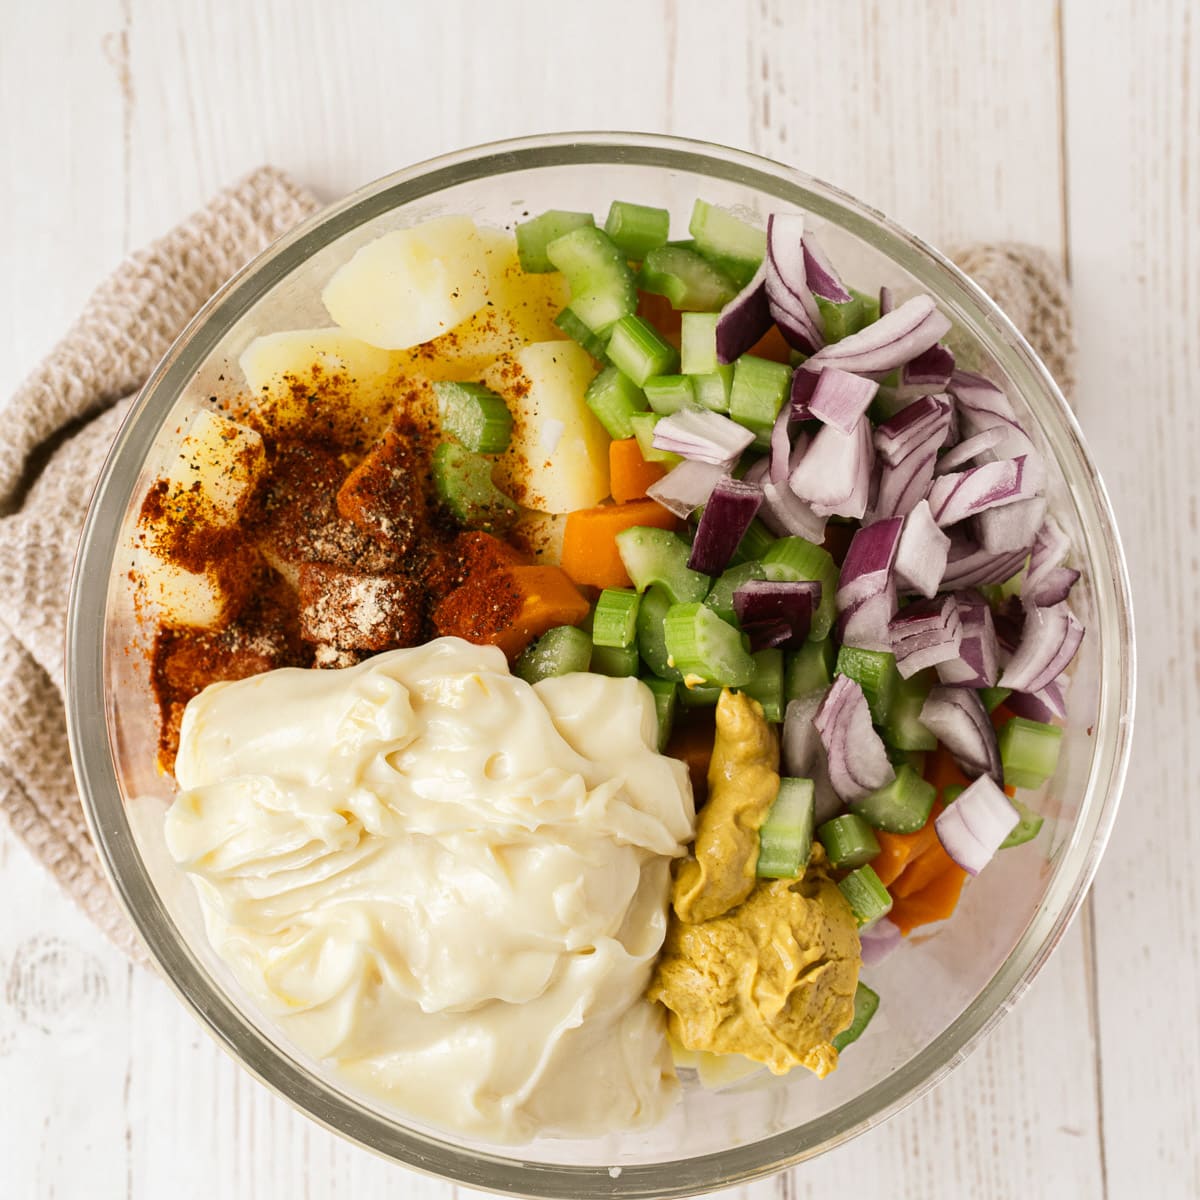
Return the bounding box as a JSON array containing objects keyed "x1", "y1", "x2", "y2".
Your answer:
[{"x1": 164, "y1": 637, "x2": 695, "y2": 1143}]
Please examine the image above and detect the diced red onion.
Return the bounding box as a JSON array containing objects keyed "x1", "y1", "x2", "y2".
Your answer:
[
  {"x1": 790, "y1": 367, "x2": 819, "y2": 419},
  {"x1": 782, "y1": 694, "x2": 842, "y2": 824},
  {"x1": 804, "y1": 366, "x2": 880, "y2": 435},
  {"x1": 878, "y1": 285, "x2": 894, "y2": 316},
  {"x1": 741, "y1": 619, "x2": 793, "y2": 652},
  {"x1": 687, "y1": 476, "x2": 763, "y2": 575},
  {"x1": 900, "y1": 342, "x2": 955, "y2": 395},
  {"x1": 789, "y1": 416, "x2": 874, "y2": 520},
  {"x1": 1027, "y1": 516, "x2": 1070, "y2": 581},
  {"x1": 804, "y1": 295, "x2": 952, "y2": 377},
  {"x1": 873, "y1": 445, "x2": 940, "y2": 522},
  {"x1": 1023, "y1": 517, "x2": 1079, "y2": 605},
  {"x1": 802, "y1": 234, "x2": 852, "y2": 303},
  {"x1": 894, "y1": 499, "x2": 951, "y2": 598},
  {"x1": 760, "y1": 477, "x2": 828, "y2": 542},
  {"x1": 733, "y1": 580, "x2": 819, "y2": 648},
  {"x1": 715, "y1": 261, "x2": 773, "y2": 365},
  {"x1": 975, "y1": 495, "x2": 1047, "y2": 554},
  {"x1": 769, "y1": 400, "x2": 801, "y2": 483},
  {"x1": 814, "y1": 676, "x2": 896, "y2": 802},
  {"x1": 741, "y1": 455, "x2": 769, "y2": 486},
  {"x1": 765, "y1": 214, "x2": 823, "y2": 352},
  {"x1": 652, "y1": 408, "x2": 755, "y2": 466},
  {"x1": 949, "y1": 369, "x2": 1040, "y2": 465},
  {"x1": 935, "y1": 427, "x2": 1007, "y2": 474},
  {"x1": 940, "y1": 531, "x2": 1030, "y2": 589},
  {"x1": 860, "y1": 917, "x2": 902, "y2": 965},
  {"x1": 645, "y1": 459, "x2": 726, "y2": 518},
  {"x1": 927, "y1": 456, "x2": 1037, "y2": 527},
  {"x1": 1023, "y1": 564, "x2": 1079, "y2": 607},
  {"x1": 1005, "y1": 677, "x2": 1068, "y2": 722},
  {"x1": 998, "y1": 600, "x2": 1084, "y2": 693},
  {"x1": 935, "y1": 776, "x2": 1020, "y2": 876},
  {"x1": 874, "y1": 394, "x2": 954, "y2": 465},
  {"x1": 991, "y1": 593, "x2": 1025, "y2": 658},
  {"x1": 919, "y1": 686, "x2": 1002, "y2": 783},
  {"x1": 936, "y1": 591, "x2": 1000, "y2": 687},
  {"x1": 889, "y1": 595, "x2": 963, "y2": 678},
  {"x1": 838, "y1": 517, "x2": 903, "y2": 607}
]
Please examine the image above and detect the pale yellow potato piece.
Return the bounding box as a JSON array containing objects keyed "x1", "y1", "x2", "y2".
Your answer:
[
  {"x1": 511, "y1": 510, "x2": 567, "y2": 565},
  {"x1": 695, "y1": 1051, "x2": 763, "y2": 1090},
  {"x1": 321, "y1": 216, "x2": 491, "y2": 350},
  {"x1": 163, "y1": 409, "x2": 266, "y2": 525},
  {"x1": 487, "y1": 341, "x2": 609, "y2": 515},
  {"x1": 135, "y1": 548, "x2": 240, "y2": 629}
]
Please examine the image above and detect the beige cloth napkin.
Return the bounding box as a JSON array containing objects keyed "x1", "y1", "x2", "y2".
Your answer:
[{"x1": 0, "y1": 166, "x2": 1075, "y2": 961}]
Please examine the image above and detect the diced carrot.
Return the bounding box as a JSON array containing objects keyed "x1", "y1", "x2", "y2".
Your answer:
[
  {"x1": 609, "y1": 437, "x2": 666, "y2": 504},
  {"x1": 636, "y1": 292, "x2": 682, "y2": 346},
  {"x1": 889, "y1": 861, "x2": 968, "y2": 936},
  {"x1": 747, "y1": 323, "x2": 792, "y2": 364},
  {"x1": 560, "y1": 499, "x2": 678, "y2": 589},
  {"x1": 870, "y1": 802, "x2": 944, "y2": 887},
  {"x1": 924, "y1": 748, "x2": 970, "y2": 793},
  {"x1": 890, "y1": 834, "x2": 957, "y2": 898},
  {"x1": 665, "y1": 709, "x2": 716, "y2": 806}
]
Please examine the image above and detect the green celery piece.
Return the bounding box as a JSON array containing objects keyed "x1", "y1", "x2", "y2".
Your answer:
[
  {"x1": 817, "y1": 813, "x2": 882, "y2": 870},
  {"x1": 635, "y1": 585, "x2": 682, "y2": 681},
  {"x1": 644, "y1": 374, "x2": 695, "y2": 415},
  {"x1": 640, "y1": 675, "x2": 677, "y2": 751},
  {"x1": 756, "y1": 777, "x2": 815, "y2": 878},
  {"x1": 433, "y1": 380, "x2": 513, "y2": 454},
  {"x1": 762, "y1": 537, "x2": 838, "y2": 640},
  {"x1": 704, "y1": 560, "x2": 767, "y2": 624},
  {"x1": 851, "y1": 764, "x2": 937, "y2": 834},
  {"x1": 431, "y1": 442, "x2": 518, "y2": 531},
  {"x1": 584, "y1": 366, "x2": 648, "y2": 439},
  {"x1": 941, "y1": 784, "x2": 966, "y2": 805},
  {"x1": 815, "y1": 292, "x2": 868, "y2": 343},
  {"x1": 545, "y1": 226, "x2": 638, "y2": 333},
  {"x1": 678, "y1": 680, "x2": 722, "y2": 707},
  {"x1": 837, "y1": 865, "x2": 893, "y2": 928},
  {"x1": 998, "y1": 717, "x2": 1063, "y2": 789},
  {"x1": 615, "y1": 527, "x2": 710, "y2": 603},
  {"x1": 629, "y1": 412, "x2": 682, "y2": 465},
  {"x1": 850, "y1": 288, "x2": 881, "y2": 326},
  {"x1": 743, "y1": 647, "x2": 784, "y2": 723},
  {"x1": 515, "y1": 625, "x2": 592, "y2": 683},
  {"x1": 554, "y1": 306, "x2": 610, "y2": 363},
  {"x1": 692, "y1": 364, "x2": 735, "y2": 413},
  {"x1": 680, "y1": 312, "x2": 721, "y2": 375},
  {"x1": 592, "y1": 588, "x2": 640, "y2": 648},
  {"x1": 516, "y1": 210, "x2": 594, "y2": 273},
  {"x1": 883, "y1": 671, "x2": 938, "y2": 752},
  {"x1": 729, "y1": 517, "x2": 776, "y2": 565},
  {"x1": 638, "y1": 245, "x2": 738, "y2": 311},
  {"x1": 835, "y1": 646, "x2": 899, "y2": 726},
  {"x1": 604, "y1": 200, "x2": 671, "y2": 260},
  {"x1": 688, "y1": 199, "x2": 766, "y2": 287},
  {"x1": 980, "y1": 686, "x2": 1013, "y2": 713},
  {"x1": 785, "y1": 638, "x2": 836, "y2": 700},
  {"x1": 606, "y1": 314, "x2": 679, "y2": 386},
  {"x1": 832, "y1": 982, "x2": 881, "y2": 1053},
  {"x1": 589, "y1": 642, "x2": 639, "y2": 677},
  {"x1": 999, "y1": 798, "x2": 1045, "y2": 848},
  {"x1": 663, "y1": 602, "x2": 755, "y2": 688},
  {"x1": 730, "y1": 354, "x2": 792, "y2": 442}
]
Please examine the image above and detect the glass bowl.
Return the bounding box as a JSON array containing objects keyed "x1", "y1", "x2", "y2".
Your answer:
[{"x1": 65, "y1": 133, "x2": 1135, "y2": 1197}]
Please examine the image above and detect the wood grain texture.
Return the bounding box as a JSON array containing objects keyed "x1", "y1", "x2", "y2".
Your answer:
[{"x1": 0, "y1": 0, "x2": 1187, "y2": 1196}]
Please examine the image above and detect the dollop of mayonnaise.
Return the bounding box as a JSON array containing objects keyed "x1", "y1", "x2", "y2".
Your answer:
[{"x1": 164, "y1": 637, "x2": 695, "y2": 1143}]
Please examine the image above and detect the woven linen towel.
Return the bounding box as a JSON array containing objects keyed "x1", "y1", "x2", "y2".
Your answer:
[{"x1": 0, "y1": 167, "x2": 1075, "y2": 961}]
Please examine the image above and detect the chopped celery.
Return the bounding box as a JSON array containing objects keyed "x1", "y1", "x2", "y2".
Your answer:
[
  {"x1": 998, "y1": 717, "x2": 1063, "y2": 789},
  {"x1": 883, "y1": 671, "x2": 938, "y2": 751},
  {"x1": 688, "y1": 199, "x2": 766, "y2": 286},
  {"x1": 756, "y1": 777, "x2": 815, "y2": 878},
  {"x1": 516, "y1": 210, "x2": 594, "y2": 273},
  {"x1": 615, "y1": 527, "x2": 710, "y2": 603},
  {"x1": 640, "y1": 675, "x2": 677, "y2": 751},
  {"x1": 835, "y1": 646, "x2": 899, "y2": 726},
  {"x1": 644, "y1": 374, "x2": 696, "y2": 415},
  {"x1": 592, "y1": 588, "x2": 640, "y2": 648},
  {"x1": 838, "y1": 864, "x2": 893, "y2": 928},
  {"x1": 785, "y1": 638, "x2": 836, "y2": 700},
  {"x1": 606, "y1": 314, "x2": 680, "y2": 385},
  {"x1": 433, "y1": 380, "x2": 513, "y2": 454},
  {"x1": 663, "y1": 602, "x2": 755, "y2": 687},
  {"x1": 604, "y1": 200, "x2": 671, "y2": 259},
  {"x1": 851, "y1": 764, "x2": 937, "y2": 834},
  {"x1": 815, "y1": 292, "x2": 868, "y2": 343},
  {"x1": 832, "y1": 982, "x2": 880, "y2": 1052},
  {"x1": 743, "y1": 647, "x2": 784, "y2": 722},
  {"x1": 980, "y1": 686, "x2": 1014, "y2": 714},
  {"x1": 584, "y1": 366, "x2": 648, "y2": 439},
  {"x1": 678, "y1": 680, "x2": 722, "y2": 707},
  {"x1": 1000, "y1": 797, "x2": 1045, "y2": 848},
  {"x1": 729, "y1": 517, "x2": 776, "y2": 565},
  {"x1": 545, "y1": 226, "x2": 638, "y2": 333},
  {"x1": 762, "y1": 538, "x2": 838, "y2": 640},
  {"x1": 680, "y1": 312, "x2": 720, "y2": 375},
  {"x1": 889, "y1": 747, "x2": 927, "y2": 776},
  {"x1": 941, "y1": 784, "x2": 966, "y2": 805},
  {"x1": 629, "y1": 412, "x2": 682, "y2": 464},
  {"x1": 554, "y1": 306, "x2": 610, "y2": 363},
  {"x1": 692, "y1": 365, "x2": 735, "y2": 413},
  {"x1": 431, "y1": 442, "x2": 518, "y2": 531},
  {"x1": 851, "y1": 288, "x2": 881, "y2": 326},
  {"x1": 704, "y1": 561, "x2": 767, "y2": 624},
  {"x1": 817, "y1": 813, "x2": 881, "y2": 869},
  {"x1": 638, "y1": 245, "x2": 738, "y2": 311},
  {"x1": 515, "y1": 625, "x2": 592, "y2": 683},
  {"x1": 590, "y1": 642, "x2": 640, "y2": 677},
  {"x1": 636, "y1": 585, "x2": 683, "y2": 681},
  {"x1": 730, "y1": 354, "x2": 792, "y2": 442}
]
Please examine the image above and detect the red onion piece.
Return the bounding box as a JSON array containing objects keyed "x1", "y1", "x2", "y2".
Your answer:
[
  {"x1": 814, "y1": 676, "x2": 896, "y2": 802},
  {"x1": 769, "y1": 400, "x2": 801, "y2": 483},
  {"x1": 940, "y1": 531, "x2": 1030, "y2": 589},
  {"x1": 802, "y1": 234, "x2": 852, "y2": 303},
  {"x1": 894, "y1": 499, "x2": 951, "y2": 598},
  {"x1": 873, "y1": 445, "x2": 939, "y2": 522},
  {"x1": 733, "y1": 579, "x2": 820, "y2": 648},
  {"x1": 760, "y1": 477, "x2": 828, "y2": 542},
  {"x1": 975, "y1": 495, "x2": 1047, "y2": 554},
  {"x1": 804, "y1": 296, "x2": 952, "y2": 377},
  {"x1": 687, "y1": 477, "x2": 764, "y2": 575},
  {"x1": 878, "y1": 285, "x2": 894, "y2": 316},
  {"x1": 860, "y1": 917, "x2": 902, "y2": 965},
  {"x1": 790, "y1": 367, "x2": 820, "y2": 419},
  {"x1": 741, "y1": 619, "x2": 794, "y2": 652},
  {"x1": 927, "y1": 456, "x2": 1036, "y2": 527},
  {"x1": 949, "y1": 370, "x2": 1043, "y2": 486},
  {"x1": 645, "y1": 459, "x2": 727, "y2": 518},
  {"x1": 935, "y1": 776, "x2": 1020, "y2": 876},
  {"x1": 836, "y1": 516, "x2": 903, "y2": 652},
  {"x1": 1005, "y1": 677, "x2": 1068, "y2": 723},
  {"x1": 1023, "y1": 517, "x2": 1079, "y2": 605},
  {"x1": 936, "y1": 591, "x2": 1001, "y2": 687},
  {"x1": 804, "y1": 366, "x2": 880, "y2": 435},
  {"x1": 715, "y1": 261, "x2": 773, "y2": 365},
  {"x1": 875, "y1": 394, "x2": 954, "y2": 465},
  {"x1": 782, "y1": 693, "x2": 842, "y2": 824},
  {"x1": 765, "y1": 214, "x2": 823, "y2": 352},
  {"x1": 1023, "y1": 564, "x2": 1080, "y2": 607},
  {"x1": 919, "y1": 686, "x2": 1003, "y2": 783},
  {"x1": 935, "y1": 427, "x2": 1007, "y2": 474},
  {"x1": 900, "y1": 342, "x2": 955, "y2": 395},
  {"x1": 789, "y1": 416, "x2": 874, "y2": 520},
  {"x1": 998, "y1": 600, "x2": 1084, "y2": 693},
  {"x1": 889, "y1": 595, "x2": 963, "y2": 678},
  {"x1": 652, "y1": 408, "x2": 755, "y2": 466}
]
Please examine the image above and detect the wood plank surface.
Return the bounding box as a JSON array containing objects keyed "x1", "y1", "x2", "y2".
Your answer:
[{"x1": 0, "y1": 1, "x2": 1188, "y2": 1197}]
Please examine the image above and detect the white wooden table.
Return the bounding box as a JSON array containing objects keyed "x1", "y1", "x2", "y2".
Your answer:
[{"x1": 1, "y1": 2, "x2": 1195, "y2": 1196}]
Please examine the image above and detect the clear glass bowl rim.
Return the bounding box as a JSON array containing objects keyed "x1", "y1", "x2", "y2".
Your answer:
[{"x1": 65, "y1": 131, "x2": 1135, "y2": 1198}]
